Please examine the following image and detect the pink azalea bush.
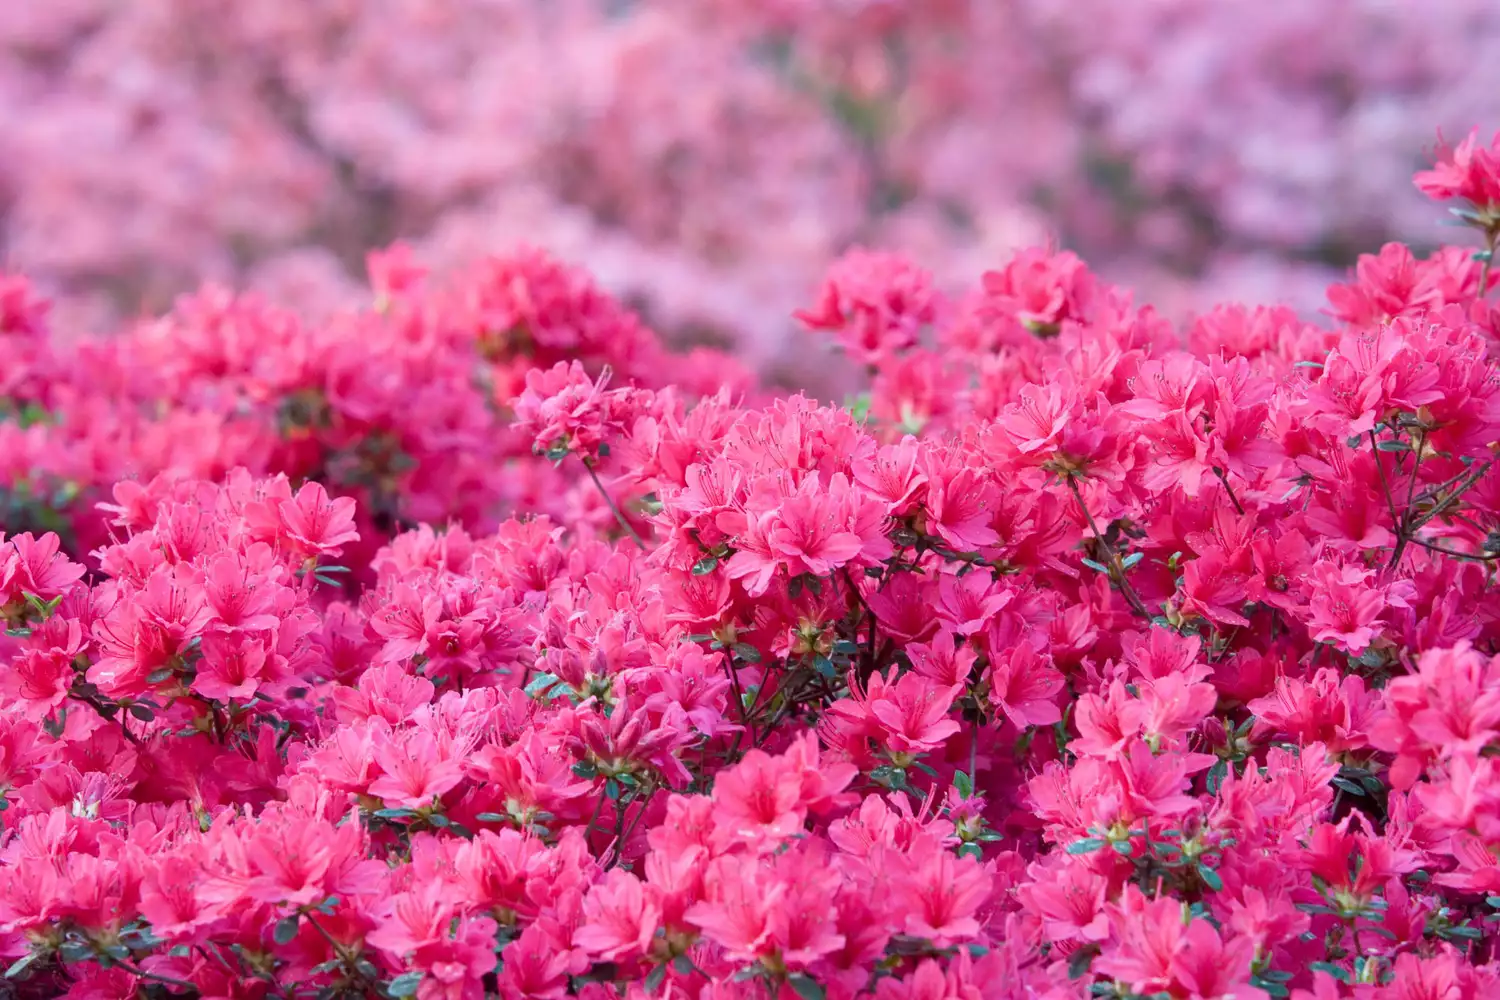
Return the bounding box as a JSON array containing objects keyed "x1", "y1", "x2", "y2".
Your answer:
[
  {"x1": 5, "y1": 1, "x2": 1500, "y2": 375},
  {"x1": 4, "y1": 132, "x2": 1500, "y2": 1000}
]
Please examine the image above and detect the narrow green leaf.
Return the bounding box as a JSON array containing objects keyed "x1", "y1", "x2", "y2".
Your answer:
[
  {"x1": 788, "y1": 974, "x2": 825, "y2": 1000},
  {"x1": 388, "y1": 971, "x2": 424, "y2": 997},
  {"x1": 273, "y1": 914, "x2": 300, "y2": 945},
  {"x1": 4, "y1": 953, "x2": 39, "y2": 978},
  {"x1": 1066, "y1": 838, "x2": 1105, "y2": 855},
  {"x1": 1067, "y1": 945, "x2": 1097, "y2": 980}
]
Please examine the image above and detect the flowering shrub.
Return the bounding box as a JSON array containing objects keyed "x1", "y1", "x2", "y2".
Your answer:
[
  {"x1": 6, "y1": 1, "x2": 1500, "y2": 370},
  {"x1": 4, "y1": 133, "x2": 1500, "y2": 1000}
]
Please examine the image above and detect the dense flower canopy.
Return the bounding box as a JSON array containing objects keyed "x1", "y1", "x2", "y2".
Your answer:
[
  {"x1": 3, "y1": 130, "x2": 1500, "y2": 1000},
  {"x1": 4, "y1": 0, "x2": 1500, "y2": 378}
]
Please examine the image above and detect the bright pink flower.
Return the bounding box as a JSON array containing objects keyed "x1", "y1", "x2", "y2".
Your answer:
[
  {"x1": 893, "y1": 842, "x2": 990, "y2": 946},
  {"x1": 1303, "y1": 562, "x2": 1387, "y2": 654},
  {"x1": 867, "y1": 671, "x2": 963, "y2": 755},
  {"x1": 277, "y1": 481, "x2": 360, "y2": 559},
  {"x1": 685, "y1": 854, "x2": 785, "y2": 964},
  {"x1": 1415, "y1": 129, "x2": 1500, "y2": 213},
  {"x1": 710, "y1": 747, "x2": 805, "y2": 850},
  {"x1": 986, "y1": 645, "x2": 1064, "y2": 729},
  {"x1": 574, "y1": 870, "x2": 660, "y2": 963},
  {"x1": 796, "y1": 250, "x2": 939, "y2": 365}
]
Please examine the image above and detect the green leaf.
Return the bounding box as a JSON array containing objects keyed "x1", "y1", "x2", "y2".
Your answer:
[
  {"x1": 953, "y1": 770, "x2": 974, "y2": 799},
  {"x1": 672, "y1": 955, "x2": 694, "y2": 974},
  {"x1": 128, "y1": 704, "x2": 155, "y2": 721},
  {"x1": 1309, "y1": 963, "x2": 1351, "y2": 984},
  {"x1": 813, "y1": 655, "x2": 836, "y2": 678},
  {"x1": 1253, "y1": 977, "x2": 1290, "y2": 998},
  {"x1": 1066, "y1": 838, "x2": 1105, "y2": 855},
  {"x1": 524, "y1": 672, "x2": 561, "y2": 698},
  {"x1": 605, "y1": 780, "x2": 621, "y2": 801},
  {"x1": 146, "y1": 668, "x2": 175, "y2": 685},
  {"x1": 1375, "y1": 440, "x2": 1410, "y2": 453},
  {"x1": 388, "y1": 971, "x2": 424, "y2": 997},
  {"x1": 1443, "y1": 924, "x2": 1484, "y2": 940},
  {"x1": 1067, "y1": 944, "x2": 1098, "y2": 980},
  {"x1": 644, "y1": 964, "x2": 668, "y2": 994},
  {"x1": 1080, "y1": 558, "x2": 1109, "y2": 574},
  {"x1": 1197, "y1": 863, "x2": 1224, "y2": 892},
  {"x1": 273, "y1": 914, "x2": 300, "y2": 945},
  {"x1": 788, "y1": 974, "x2": 826, "y2": 1000},
  {"x1": 373, "y1": 808, "x2": 417, "y2": 820},
  {"x1": 1330, "y1": 776, "x2": 1367, "y2": 797},
  {"x1": 957, "y1": 843, "x2": 983, "y2": 860},
  {"x1": 4, "y1": 953, "x2": 39, "y2": 978},
  {"x1": 476, "y1": 812, "x2": 507, "y2": 823},
  {"x1": 572, "y1": 762, "x2": 598, "y2": 779},
  {"x1": 691, "y1": 556, "x2": 719, "y2": 576},
  {"x1": 731, "y1": 643, "x2": 761, "y2": 663}
]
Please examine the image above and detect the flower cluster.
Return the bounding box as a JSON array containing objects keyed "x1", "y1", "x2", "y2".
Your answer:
[
  {"x1": 4, "y1": 132, "x2": 1500, "y2": 1000},
  {"x1": 6, "y1": 1, "x2": 1500, "y2": 374},
  {"x1": 0, "y1": 243, "x2": 748, "y2": 568}
]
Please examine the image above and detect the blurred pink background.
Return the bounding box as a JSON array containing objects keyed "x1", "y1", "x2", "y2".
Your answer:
[{"x1": 2, "y1": 0, "x2": 1496, "y2": 382}]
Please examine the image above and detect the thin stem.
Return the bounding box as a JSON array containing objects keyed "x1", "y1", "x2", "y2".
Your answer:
[
  {"x1": 582, "y1": 786, "x2": 609, "y2": 846},
  {"x1": 1410, "y1": 461, "x2": 1493, "y2": 533},
  {"x1": 1212, "y1": 467, "x2": 1244, "y2": 516},
  {"x1": 1368, "y1": 431, "x2": 1402, "y2": 537},
  {"x1": 604, "y1": 787, "x2": 655, "y2": 870},
  {"x1": 581, "y1": 458, "x2": 645, "y2": 550},
  {"x1": 114, "y1": 958, "x2": 199, "y2": 991},
  {"x1": 1065, "y1": 477, "x2": 1152, "y2": 621},
  {"x1": 841, "y1": 569, "x2": 880, "y2": 664},
  {"x1": 968, "y1": 714, "x2": 980, "y2": 783},
  {"x1": 1405, "y1": 536, "x2": 1500, "y2": 561},
  {"x1": 72, "y1": 690, "x2": 142, "y2": 746},
  {"x1": 301, "y1": 911, "x2": 349, "y2": 960},
  {"x1": 1404, "y1": 430, "x2": 1427, "y2": 511},
  {"x1": 722, "y1": 653, "x2": 754, "y2": 752},
  {"x1": 198, "y1": 945, "x2": 237, "y2": 977},
  {"x1": 1480, "y1": 228, "x2": 1498, "y2": 298}
]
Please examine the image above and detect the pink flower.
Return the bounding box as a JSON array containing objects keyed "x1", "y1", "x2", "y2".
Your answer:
[
  {"x1": 1304, "y1": 563, "x2": 1387, "y2": 654},
  {"x1": 711, "y1": 747, "x2": 805, "y2": 849},
  {"x1": 1415, "y1": 129, "x2": 1500, "y2": 214},
  {"x1": 281, "y1": 482, "x2": 359, "y2": 558},
  {"x1": 796, "y1": 249, "x2": 939, "y2": 365},
  {"x1": 987, "y1": 645, "x2": 1065, "y2": 729},
  {"x1": 574, "y1": 870, "x2": 661, "y2": 963},
  {"x1": 893, "y1": 842, "x2": 990, "y2": 946},
  {"x1": 685, "y1": 855, "x2": 785, "y2": 964},
  {"x1": 867, "y1": 671, "x2": 962, "y2": 755}
]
